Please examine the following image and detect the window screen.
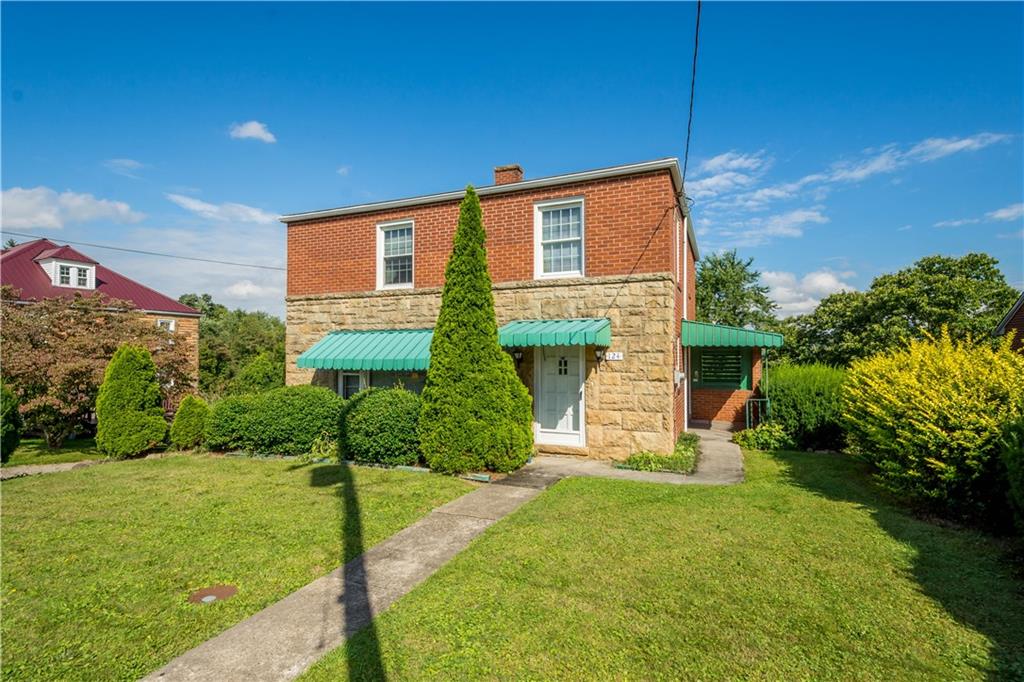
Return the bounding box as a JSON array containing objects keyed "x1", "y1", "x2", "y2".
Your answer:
[
  {"x1": 382, "y1": 225, "x2": 413, "y2": 286},
  {"x1": 695, "y1": 349, "x2": 750, "y2": 389},
  {"x1": 540, "y1": 204, "x2": 582, "y2": 275},
  {"x1": 59, "y1": 265, "x2": 71, "y2": 285}
]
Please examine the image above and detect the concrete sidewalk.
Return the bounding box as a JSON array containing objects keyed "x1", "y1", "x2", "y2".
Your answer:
[
  {"x1": 0, "y1": 459, "x2": 103, "y2": 480},
  {"x1": 143, "y1": 482, "x2": 542, "y2": 682}
]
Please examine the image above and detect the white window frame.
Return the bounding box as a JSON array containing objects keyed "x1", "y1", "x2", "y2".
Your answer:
[
  {"x1": 58, "y1": 264, "x2": 72, "y2": 286},
  {"x1": 46, "y1": 260, "x2": 95, "y2": 289},
  {"x1": 376, "y1": 219, "x2": 415, "y2": 290},
  {"x1": 337, "y1": 371, "x2": 367, "y2": 398},
  {"x1": 156, "y1": 318, "x2": 176, "y2": 332},
  {"x1": 534, "y1": 197, "x2": 585, "y2": 280},
  {"x1": 76, "y1": 266, "x2": 89, "y2": 288}
]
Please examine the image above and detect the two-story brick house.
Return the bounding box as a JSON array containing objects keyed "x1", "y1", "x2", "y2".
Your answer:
[
  {"x1": 284, "y1": 158, "x2": 779, "y2": 459},
  {"x1": 1, "y1": 238, "x2": 201, "y2": 378}
]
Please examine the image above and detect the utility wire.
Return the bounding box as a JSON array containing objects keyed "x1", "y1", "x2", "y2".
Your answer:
[
  {"x1": 1, "y1": 230, "x2": 286, "y2": 272},
  {"x1": 681, "y1": 0, "x2": 702, "y2": 183}
]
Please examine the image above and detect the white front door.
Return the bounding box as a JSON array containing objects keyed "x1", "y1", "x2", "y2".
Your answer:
[{"x1": 534, "y1": 345, "x2": 585, "y2": 446}]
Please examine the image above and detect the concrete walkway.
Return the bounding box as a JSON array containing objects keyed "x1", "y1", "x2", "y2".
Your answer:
[
  {"x1": 143, "y1": 482, "x2": 542, "y2": 682},
  {"x1": 510, "y1": 425, "x2": 744, "y2": 486},
  {"x1": 144, "y1": 426, "x2": 742, "y2": 681},
  {"x1": 0, "y1": 459, "x2": 103, "y2": 480}
]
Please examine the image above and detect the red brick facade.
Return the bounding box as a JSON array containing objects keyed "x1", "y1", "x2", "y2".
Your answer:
[
  {"x1": 691, "y1": 348, "x2": 763, "y2": 425},
  {"x1": 1003, "y1": 299, "x2": 1024, "y2": 352},
  {"x1": 287, "y1": 171, "x2": 681, "y2": 297}
]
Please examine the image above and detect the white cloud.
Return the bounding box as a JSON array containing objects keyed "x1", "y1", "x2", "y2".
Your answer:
[
  {"x1": 987, "y1": 203, "x2": 1024, "y2": 222},
  {"x1": 759, "y1": 208, "x2": 829, "y2": 237},
  {"x1": 906, "y1": 133, "x2": 1011, "y2": 162},
  {"x1": 225, "y1": 279, "x2": 280, "y2": 299},
  {"x1": 702, "y1": 208, "x2": 829, "y2": 249},
  {"x1": 933, "y1": 202, "x2": 1023, "y2": 228},
  {"x1": 897, "y1": 224, "x2": 913, "y2": 231},
  {"x1": 1, "y1": 186, "x2": 144, "y2": 229},
  {"x1": 165, "y1": 193, "x2": 277, "y2": 224},
  {"x1": 228, "y1": 120, "x2": 277, "y2": 143},
  {"x1": 687, "y1": 171, "x2": 760, "y2": 200},
  {"x1": 699, "y1": 151, "x2": 769, "y2": 175},
  {"x1": 828, "y1": 147, "x2": 902, "y2": 182},
  {"x1": 103, "y1": 158, "x2": 145, "y2": 178},
  {"x1": 997, "y1": 229, "x2": 1024, "y2": 241},
  {"x1": 762, "y1": 268, "x2": 857, "y2": 317},
  {"x1": 336, "y1": 165, "x2": 351, "y2": 177}
]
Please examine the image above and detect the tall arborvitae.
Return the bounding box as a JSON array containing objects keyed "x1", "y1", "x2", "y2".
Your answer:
[
  {"x1": 419, "y1": 186, "x2": 533, "y2": 473},
  {"x1": 95, "y1": 344, "x2": 167, "y2": 458}
]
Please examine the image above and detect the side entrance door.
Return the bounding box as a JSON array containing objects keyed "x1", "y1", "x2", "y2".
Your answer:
[{"x1": 534, "y1": 345, "x2": 585, "y2": 446}]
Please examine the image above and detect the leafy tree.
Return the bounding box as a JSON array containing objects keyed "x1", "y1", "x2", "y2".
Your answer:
[
  {"x1": 170, "y1": 395, "x2": 209, "y2": 450},
  {"x1": 4, "y1": 238, "x2": 17, "y2": 249},
  {"x1": 782, "y1": 253, "x2": 1018, "y2": 366},
  {"x1": 95, "y1": 345, "x2": 167, "y2": 458},
  {"x1": 419, "y1": 186, "x2": 533, "y2": 473},
  {"x1": 1, "y1": 381, "x2": 23, "y2": 462},
  {"x1": 0, "y1": 287, "x2": 192, "y2": 447},
  {"x1": 696, "y1": 250, "x2": 776, "y2": 328},
  {"x1": 178, "y1": 293, "x2": 285, "y2": 397}
]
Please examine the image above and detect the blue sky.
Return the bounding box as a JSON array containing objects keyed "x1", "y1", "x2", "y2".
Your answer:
[{"x1": 2, "y1": 1, "x2": 1021, "y2": 317}]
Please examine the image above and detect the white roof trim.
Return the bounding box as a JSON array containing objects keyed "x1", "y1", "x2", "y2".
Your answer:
[
  {"x1": 995, "y1": 290, "x2": 1024, "y2": 336},
  {"x1": 280, "y1": 157, "x2": 699, "y2": 259}
]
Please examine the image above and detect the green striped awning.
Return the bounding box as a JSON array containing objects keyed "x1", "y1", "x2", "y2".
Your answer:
[
  {"x1": 680, "y1": 320, "x2": 783, "y2": 348},
  {"x1": 297, "y1": 318, "x2": 613, "y2": 371},
  {"x1": 296, "y1": 329, "x2": 433, "y2": 371},
  {"x1": 498, "y1": 318, "x2": 611, "y2": 347}
]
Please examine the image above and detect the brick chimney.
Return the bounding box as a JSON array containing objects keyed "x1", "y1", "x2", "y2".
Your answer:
[{"x1": 493, "y1": 164, "x2": 524, "y2": 185}]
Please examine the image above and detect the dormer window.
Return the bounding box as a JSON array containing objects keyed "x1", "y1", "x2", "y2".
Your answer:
[
  {"x1": 59, "y1": 264, "x2": 71, "y2": 286},
  {"x1": 76, "y1": 267, "x2": 88, "y2": 287},
  {"x1": 46, "y1": 260, "x2": 95, "y2": 289}
]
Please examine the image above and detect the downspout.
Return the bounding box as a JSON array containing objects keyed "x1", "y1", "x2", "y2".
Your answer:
[{"x1": 681, "y1": 212, "x2": 690, "y2": 432}]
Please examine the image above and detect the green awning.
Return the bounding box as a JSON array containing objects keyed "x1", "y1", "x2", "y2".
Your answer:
[
  {"x1": 498, "y1": 318, "x2": 611, "y2": 347},
  {"x1": 296, "y1": 329, "x2": 433, "y2": 371},
  {"x1": 680, "y1": 320, "x2": 783, "y2": 348}
]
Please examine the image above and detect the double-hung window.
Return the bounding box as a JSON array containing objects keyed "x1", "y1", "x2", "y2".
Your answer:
[
  {"x1": 535, "y1": 198, "x2": 584, "y2": 278},
  {"x1": 377, "y1": 221, "x2": 414, "y2": 289},
  {"x1": 58, "y1": 264, "x2": 71, "y2": 286},
  {"x1": 76, "y1": 267, "x2": 89, "y2": 287}
]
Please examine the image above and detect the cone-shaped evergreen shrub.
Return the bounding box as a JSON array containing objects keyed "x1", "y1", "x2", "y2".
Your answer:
[
  {"x1": 1, "y1": 381, "x2": 23, "y2": 463},
  {"x1": 419, "y1": 186, "x2": 533, "y2": 473},
  {"x1": 96, "y1": 344, "x2": 167, "y2": 458},
  {"x1": 170, "y1": 395, "x2": 209, "y2": 450}
]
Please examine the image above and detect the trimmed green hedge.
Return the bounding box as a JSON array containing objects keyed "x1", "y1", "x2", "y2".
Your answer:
[
  {"x1": 340, "y1": 388, "x2": 421, "y2": 466},
  {"x1": 1, "y1": 381, "x2": 23, "y2": 463},
  {"x1": 1003, "y1": 400, "x2": 1024, "y2": 534},
  {"x1": 765, "y1": 363, "x2": 845, "y2": 451},
  {"x1": 206, "y1": 386, "x2": 343, "y2": 456},
  {"x1": 95, "y1": 345, "x2": 167, "y2": 459},
  {"x1": 170, "y1": 395, "x2": 209, "y2": 450},
  {"x1": 733, "y1": 422, "x2": 795, "y2": 451}
]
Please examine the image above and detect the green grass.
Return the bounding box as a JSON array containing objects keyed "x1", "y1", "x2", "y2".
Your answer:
[
  {"x1": 303, "y1": 450, "x2": 1024, "y2": 681},
  {"x1": 0, "y1": 455, "x2": 472, "y2": 681},
  {"x1": 2, "y1": 437, "x2": 106, "y2": 467}
]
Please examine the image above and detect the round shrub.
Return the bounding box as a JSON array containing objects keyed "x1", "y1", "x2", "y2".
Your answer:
[
  {"x1": 843, "y1": 332, "x2": 1024, "y2": 524},
  {"x1": 765, "y1": 363, "x2": 846, "y2": 451},
  {"x1": 170, "y1": 395, "x2": 209, "y2": 450},
  {"x1": 205, "y1": 395, "x2": 258, "y2": 451},
  {"x1": 96, "y1": 345, "x2": 167, "y2": 459},
  {"x1": 246, "y1": 386, "x2": 343, "y2": 455},
  {"x1": 1, "y1": 381, "x2": 23, "y2": 463},
  {"x1": 733, "y1": 422, "x2": 795, "y2": 451},
  {"x1": 341, "y1": 388, "x2": 421, "y2": 466}
]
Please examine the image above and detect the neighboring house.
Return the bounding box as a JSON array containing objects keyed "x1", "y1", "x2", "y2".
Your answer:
[
  {"x1": 1, "y1": 239, "x2": 200, "y2": 375},
  {"x1": 283, "y1": 159, "x2": 779, "y2": 459},
  {"x1": 995, "y1": 290, "x2": 1024, "y2": 352}
]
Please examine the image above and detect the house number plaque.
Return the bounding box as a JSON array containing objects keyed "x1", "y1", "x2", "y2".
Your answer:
[{"x1": 605, "y1": 351, "x2": 624, "y2": 361}]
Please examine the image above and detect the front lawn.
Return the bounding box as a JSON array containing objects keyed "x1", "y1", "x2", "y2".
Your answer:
[
  {"x1": 0, "y1": 455, "x2": 472, "y2": 681},
  {"x1": 303, "y1": 449, "x2": 1024, "y2": 680},
  {"x1": 2, "y1": 437, "x2": 106, "y2": 467}
]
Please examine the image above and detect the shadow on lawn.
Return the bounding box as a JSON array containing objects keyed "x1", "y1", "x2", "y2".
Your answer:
[
  {"x1": 771, "y1": 450, "x2": 1024, "y2": 681},
  {"x1": 308, "y1": 463, "x2": 387, "y2": 681}
]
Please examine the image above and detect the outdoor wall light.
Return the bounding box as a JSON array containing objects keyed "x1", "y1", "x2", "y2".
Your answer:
[
  {"x1": 594, "y1": 348, "x2": 605, "y2": 363},
  {"x1": 512, "y1": 349, "x2": 523, "y2": 364}
]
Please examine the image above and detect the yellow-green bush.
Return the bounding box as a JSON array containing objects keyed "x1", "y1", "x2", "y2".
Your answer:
[{"x1": 842, "y1": 332, "x2": 1024, "y2": 523}]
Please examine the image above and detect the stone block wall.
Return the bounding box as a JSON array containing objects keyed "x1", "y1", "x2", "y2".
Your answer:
[{"x1": 286, "y1": 273, "x2": 677, "y2": 460}]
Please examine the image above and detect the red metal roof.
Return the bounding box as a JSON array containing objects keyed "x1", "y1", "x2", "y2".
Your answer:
[
  {"x1": 34, "y1": 245, "x2": 98, "y2": 264},
  {"x1": 1, "y1": 239, "x2": 200, "y2": 316}
]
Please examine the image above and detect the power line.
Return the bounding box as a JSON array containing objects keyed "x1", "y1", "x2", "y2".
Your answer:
[
  {"x1": 681, "y1": 0, "x2": 702, "y2": 183},
  {"x1": 1, "y1": 230, "x2": 286, "y2": 272}
]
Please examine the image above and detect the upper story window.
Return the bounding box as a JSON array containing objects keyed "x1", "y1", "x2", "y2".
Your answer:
[
  {"x1": 534, "y1": 198, "x2": 584, "y2": 279},
  {"x1": 156, "y1": 318, "x2": 176, "y2": 332},
  {"x1": 376, "y1": 220, "x2": 414, "y2": 289},
  {"x1": 49, "y1": 260, "x2": 95, "y2": 289},
  {"x1": 59, "y1": 264, "x2": 72, "y2": 286},
  {"x1": 76, "y1": 267, "x2": 89, "y2": 287}
]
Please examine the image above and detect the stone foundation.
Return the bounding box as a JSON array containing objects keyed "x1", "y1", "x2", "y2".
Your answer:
[{"x1": 286, "y1": 273, "x2": 678, "y2": 460}]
